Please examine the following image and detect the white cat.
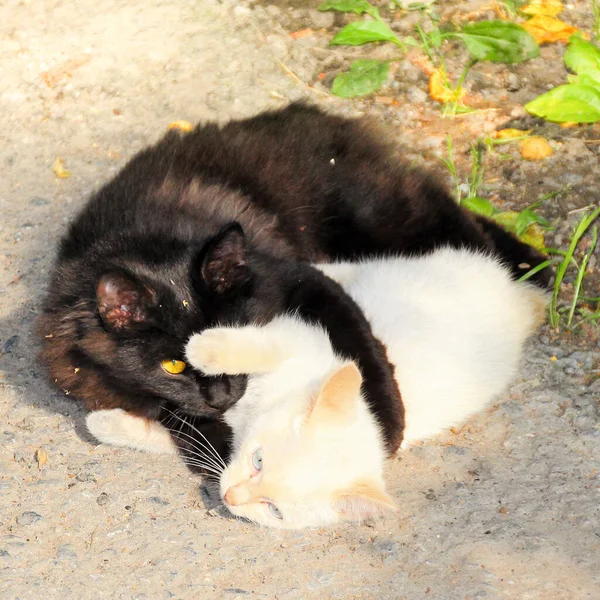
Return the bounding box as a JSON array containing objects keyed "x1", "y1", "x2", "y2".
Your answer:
[{"x1": 87, "y1": 248, "x2": 547, "y2": 529}]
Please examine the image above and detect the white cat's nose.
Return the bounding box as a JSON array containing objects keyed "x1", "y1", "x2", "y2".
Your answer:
[{"x1": 223, "y1": 485, "x2": 250, "y2": 506}]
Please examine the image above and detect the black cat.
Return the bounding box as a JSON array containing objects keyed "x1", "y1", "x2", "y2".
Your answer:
[{"x1": 38, "y1": 103, "x2": 548, "y2": 457}]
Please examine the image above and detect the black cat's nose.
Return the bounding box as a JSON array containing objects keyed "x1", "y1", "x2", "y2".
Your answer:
[{"x1": 197, "y1": 373, "x2": 248, "y2": 411}]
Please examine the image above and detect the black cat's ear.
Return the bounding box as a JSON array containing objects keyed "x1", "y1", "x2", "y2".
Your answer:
[
  {"x1": 199, "y1": 224, "x2": 251, "y2": 295},
  {"x1": 96, "y1": 271, "x2": 156, "y2": 331}
]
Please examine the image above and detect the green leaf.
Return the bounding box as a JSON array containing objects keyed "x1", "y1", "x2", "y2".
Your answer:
[
  {"x1": 515, "y1": 208, "x2": 541, "y2": 236},
  {"x1": 331, "y1": 60, "x2": 390, "y2": 97},
  {"x1": 319, "y1": 0, "x2": 380, "y2": 20},
  {"x1": 564, "y1": 36, "x2": 600, "y2": 75},
  {"x1": 571, "y1": 71, "x2": 600, "y2": 88},
  {"x1": 331, "y1": 21, "x2": 401, "y2": 46},
  {"x1": 492, "y1": 211, "x2": 546, "y2": 251},
  {"x1": 462, "y1": 196, "x2": 495, "y2": 217},
  {"x1": 525, "y1": 83, "x2": 600, "y2": 123},
  {"x1": 453, "y1": 21, "x2": 539, "y2": 64}
]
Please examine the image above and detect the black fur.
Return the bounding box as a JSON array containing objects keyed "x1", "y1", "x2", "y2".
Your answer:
[{"x1": 38, "y1": 103, "x2": 550, "y2": 457}]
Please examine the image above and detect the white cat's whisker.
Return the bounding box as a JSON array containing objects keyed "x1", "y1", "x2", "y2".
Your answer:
[
  {"x1": 179, "y1": 459, "x2": 223, "y2": 476},
  {"x1": 163, "y1": 416, "x2": 226, "y2": 472},
  {"x1": 164, "y1": 409, "x2": 227, "y2": 468},
  {"x1": 176, "y1": 442, "x2": 224, "y2": 473}
]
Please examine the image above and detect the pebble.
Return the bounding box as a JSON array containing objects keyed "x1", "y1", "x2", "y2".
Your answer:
[
  {"x1": 506, "y1": 72, "x2": 519, "y2": 91},
  {"x1": 148, "y1": 496, "x2": 169, "y2": 506},
  {"x1": 0, "y1": 431, "x2": 16, "y2": 444},
  {"x1": 406, "y1": 85, "x2": 428, "y2": 104},
  {"x1": 96, "y1": 492, "x2": 110, "y2": 506},
  {"x1": 308, "y1": 8, "x2": 334, "y2": 29},
  {"x1": 17, "y1": 511, "x2": 43, "y2": 525},
  {"x1": 2, "y1": 335, "x2": 19, "y2": 353},
  {"x1": 57, "y1": 544, "x2": 78, "y2": 560},
  {"x1": 30, "y1": 197, "x2": 49, "y2": 206}
]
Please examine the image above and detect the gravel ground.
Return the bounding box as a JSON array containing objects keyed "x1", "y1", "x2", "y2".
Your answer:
[{"x1": 1, "y1": 1, "x2": 599, "y2": 598}]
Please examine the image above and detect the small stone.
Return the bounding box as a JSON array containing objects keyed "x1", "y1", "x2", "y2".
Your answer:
[
  {"x1": 2, "y1": 335, "x2": 19, "y2": 354},
  {"x1": 406, "y1": 85, "x2": 427, "y2": 104},
  {"x1": 308, "y1": 8, "x2": 334, "y2": 29},
  {"x1": 57, "y1": 544, "x2": 77, "y2": 560},
  {"x1": 57, "y1": 421, "x2": 73, "y2": 433},
  {"x1": 0, "y1": 431, "x2": 16, "y2": 444},
  {"x1": 96, "y1": 493, "x2": 110, "y2": 506},
  {"x1": 224, "y1": 589, "x2": 249, "y2": 595},
  {"x1": 374, "y1": 539, "x2": 399, "y2": 557},
  {"x1": 17, "y1": 511, "x2": 42, "y2": 525},
  {"x1": 0, "y1": 550, "x2": 10, "y2": 558},
  {"x1": 444, "y1": 445, "x2": 470, "y2": 456},
  {"x1": 148, "y1": 496, "x2": 169, "y2": 506},
  {"x1": 506, "y1": 72, "x2": 519, "y2": 91},
  {"x1": 75, "y1": 471, "x2": 96, "y2": 482}
]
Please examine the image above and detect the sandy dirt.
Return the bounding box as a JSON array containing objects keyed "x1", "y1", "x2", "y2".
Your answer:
[{"x1": 1, "y1": 0, "x2": 599, "y2": 598}]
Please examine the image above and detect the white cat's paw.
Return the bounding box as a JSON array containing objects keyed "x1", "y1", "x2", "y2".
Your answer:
[{"x1": 185, "y1": 329, "x2": 236, "y2": 375}]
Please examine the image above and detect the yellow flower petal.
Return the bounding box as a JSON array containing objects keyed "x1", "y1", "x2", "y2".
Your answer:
[
  {"x1": 429, "y1": 69, "x2": 465, "y2": 104},
  {"x1": 52, "y1": 157, "x2": 72, "y2": 179},
  {"x1": 494, "y1": 128, "x2": 532, "y2": 139},
  {"x1": 168, "y1": 120, "x2": 194, "y2": 132},
  {"x1": 521, "y1": 0, "x2": 563, "y2": 17},
  {"x1": 520, "y1": 136, "x2": 554, "y2": 160},
  {"x1": 36, "y1": 448, "x2": 48, "y2": 469},
  {"x1": 522, "y1": 15, "x2": 582, "y2": 44}
]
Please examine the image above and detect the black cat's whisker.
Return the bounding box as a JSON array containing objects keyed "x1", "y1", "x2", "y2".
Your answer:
[
  {"x1": 163, "y1": 420, "x2": 226, "y2": 473},
  {"x1": 164, "y1": 409, "x2": 227, "y2": 469}
]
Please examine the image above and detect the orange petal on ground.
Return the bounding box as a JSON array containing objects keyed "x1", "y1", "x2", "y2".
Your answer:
[
  {"x1": 520, "y1": 136, "x2": 554, "y2": 160},
  {"x1": 522, "y1": 15, "x2": 582, "y2": 44},
  {"x1": 521, "y1": 0, "x2": 563, "y2": 17},
  {"x1": 494, "y1": 128, "x2": 532, "y2": 139},
  {"x1": 408, "y1": 51, "x2": 436, "y2": 76},
  {"x1": 290, "y1": 28, "x2": 313, "y2": 40},
  {"x1": 52, "y1": 157, "x2": 72, "y2": 178},
  {"x1": 429, "y1": 69, "x2": 465, "y2": 104}
]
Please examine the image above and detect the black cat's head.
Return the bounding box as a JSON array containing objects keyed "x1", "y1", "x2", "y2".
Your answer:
[{"x1": 38, "y1": 223, "x2": 272, "y2": 419}]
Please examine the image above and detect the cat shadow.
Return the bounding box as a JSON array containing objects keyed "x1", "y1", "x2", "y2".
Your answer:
[{"x1": 0, "y1": 201, "x2": 101, "y2": 448}]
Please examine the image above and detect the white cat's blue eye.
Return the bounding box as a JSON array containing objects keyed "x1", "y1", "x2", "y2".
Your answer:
[
  {"x1": 268, "y1": 503, "x2": 283, "y2": 520},
  {"x1": 252, "y1": 448, "x2": 263, "y2": 471}
]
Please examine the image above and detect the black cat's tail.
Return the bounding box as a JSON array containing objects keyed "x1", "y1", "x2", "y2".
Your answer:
[{"x1": 473, "y1": 214, "x2": 552, "y2": 289}]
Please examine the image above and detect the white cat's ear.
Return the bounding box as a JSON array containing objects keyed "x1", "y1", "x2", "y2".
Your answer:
[
  {"x1": 334, "y1": 480, "x2": 397, "y2": 521},
  {"x1": 307, "y1": 362, "x2": 363, "y2": 424}
]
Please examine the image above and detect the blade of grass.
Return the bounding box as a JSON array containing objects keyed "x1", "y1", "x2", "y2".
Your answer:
[
  {"x1": 567, "y1": 225, "x2": 598, "y2": 327},
  {"x1": 549, "y1": 206, "x2": 600, "y2": 328},
  {"x1": 517, "y1": 259, "x2": 553, "y2": 283},
  {"x1": 439, "y1": 135, "x2": 461, "y2": 203}
]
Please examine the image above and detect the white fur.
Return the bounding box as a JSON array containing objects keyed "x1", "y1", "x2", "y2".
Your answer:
[
  {"x1": 317, "y1": 248, "x2": 546, "y2": 445},
  {"x1": 185, "y1": 248, "x2": 546, "y2": 529},
  {"x1": 86, "y1": 408, "x2": 177, "y2": 454}
]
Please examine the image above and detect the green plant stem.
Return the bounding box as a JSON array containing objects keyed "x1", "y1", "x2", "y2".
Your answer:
[
  {"x1": 593, "y1": 0, "x2": 600, "y2": 40},
  {"x1": 416, "y1": 24, "x2": 436, "y2": 65},
  {"x1": 517, "y1": 259, "x2": 553, "y2": 283},
  {"x1": 440, "y1": 135, "x2": 461, "y2": 203},
  {"x1": 550, "y1": 206, "x2": 600, "y2": 328},
  {"x1": 567, "y1": 225, "x2": 598, "y2": 327}
]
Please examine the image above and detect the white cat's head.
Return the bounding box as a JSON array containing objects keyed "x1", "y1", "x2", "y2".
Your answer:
[{"x1": 220, "y1": 362, "x2": 395, "y2": 529}]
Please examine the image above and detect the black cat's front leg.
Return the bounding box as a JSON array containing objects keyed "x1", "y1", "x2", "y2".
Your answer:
[{"x1": 285, "y1": 264, "x2": 405, "y2": 454}]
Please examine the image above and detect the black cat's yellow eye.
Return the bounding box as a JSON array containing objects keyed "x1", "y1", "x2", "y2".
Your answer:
[{"x1": 161, "y1": 359, "x2": 186, "y2": 375}]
